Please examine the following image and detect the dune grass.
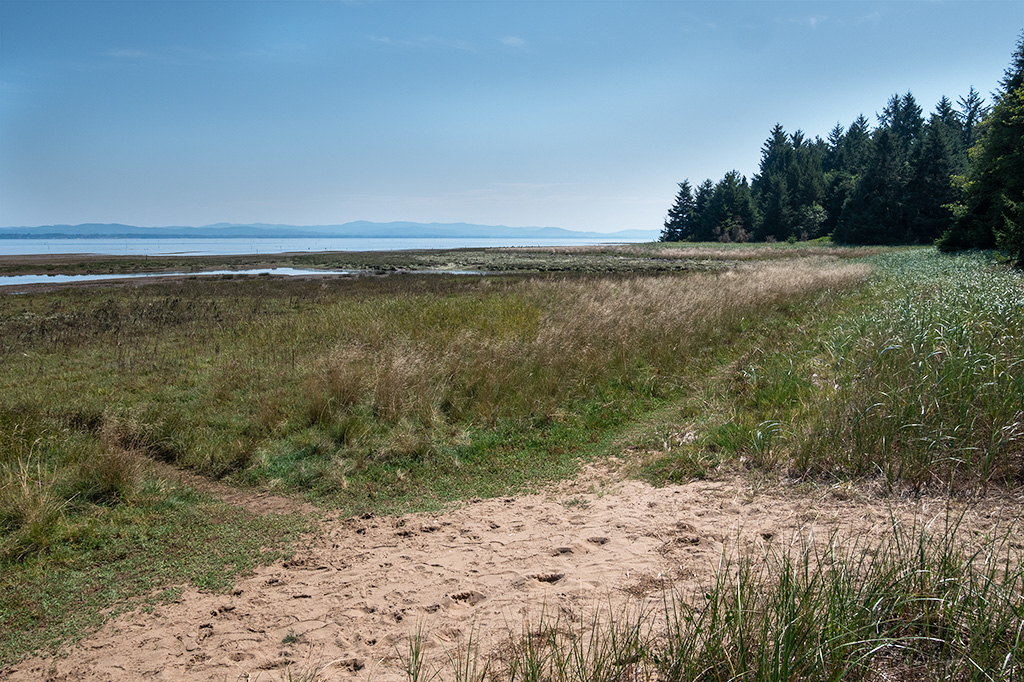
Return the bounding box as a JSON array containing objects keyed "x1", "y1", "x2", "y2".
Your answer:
[
  {"x1": 414, "y1": 517, "x2": 1024, "y2": 682},
  {"x1": 643, "y1": 249, "x2": 1024, "y2": 493}
]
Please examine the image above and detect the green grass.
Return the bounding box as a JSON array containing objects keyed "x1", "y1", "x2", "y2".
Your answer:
[
  {"x1": 1, "y1": 260, "x2": 869, "y2": 515},
  {"x1": 0, "y1": 479, "x2": 309, "y2": 668},
  {"x1": 642, "y1": 249, "x2": 1024, "y2": 492},
  {"x1": 0, "y1": 251, "x2": 869, "y2": 666}
]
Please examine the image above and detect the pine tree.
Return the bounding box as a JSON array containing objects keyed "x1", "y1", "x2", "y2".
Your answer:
[
  {"x1": 941, "y1": 35, "x2": 1024, "y2": 265},
  {"x1": 824, "y1": 123, "x2": 846, "y2": 173},
  {"x1": 904, "y1": 120, "x2": 958, "y2": 243},
  {"x1": 932, "y1": 95, "x2": 968, "y2": 173},
  {"x1": 752, "y1": 124, "x2": 794, "y2": 240},
  {"x1": 879, "y1": 91, "x2": 924, "y2": 159},
  {"x1": 840, "y1": 114, "x2": 873, "y2": 174},
  {"x1": 836, "y1": 129, "x2": 905, "y2": 243},
  {"x1": 835, "y1": 92, "x2": 926, "y2": 243},
  {"x1": 788, "y1": 131, "x2": 825, "y2": 225},
  {"x1": 691, "y1": 179, "x2": 716, "y2": 242},
  {"x1": 661, "y1": 181, "x2": 695, "y2": 241},
  {"x1": 822, "y1": 116, "x2": 870, "y2": 237},
  {"x1": 957, "y1": 86, "x2": 990, "y2": 150},
  {"x1": 708, "y1": 171, "x2": 755, "y2": 242}
]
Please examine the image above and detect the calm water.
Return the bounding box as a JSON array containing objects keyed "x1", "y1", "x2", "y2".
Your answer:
[
  {"x1": 0, "y1": 236, "x2": 634, "y2": 257},
  {"x1": 0, "y1": 267, "x2": 359, "y2": 289}
]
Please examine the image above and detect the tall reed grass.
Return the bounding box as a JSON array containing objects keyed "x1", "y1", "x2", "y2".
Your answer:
[
  {"x1": 659, "y1": 250, "x2": 1024, "y2": 490},
  {"x1": 792, "y1": 251, "x2": 1024, "y2": 487}
]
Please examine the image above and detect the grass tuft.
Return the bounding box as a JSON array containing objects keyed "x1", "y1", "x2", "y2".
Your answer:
[{"x1": 416, "y1": 518, "x2": 1023, "y2": 682}]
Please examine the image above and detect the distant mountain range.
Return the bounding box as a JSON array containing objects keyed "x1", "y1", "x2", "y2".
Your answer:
[{"x1": 0, "y1": 222, "x2": 658, "y2": 242}]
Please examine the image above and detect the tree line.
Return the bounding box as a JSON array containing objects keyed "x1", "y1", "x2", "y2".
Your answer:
[{"x1": 661, "y1": 35, "x2": 1024, "y2": 266}]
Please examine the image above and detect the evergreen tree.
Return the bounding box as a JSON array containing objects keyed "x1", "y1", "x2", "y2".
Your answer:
[
  {"x1": 931, "y1": 95, "x2": 968, "y2": 173},
  {"x1": 957, "y1": 86, "x2": 990, "y2": 150},
  {"x1": 941, "y1": 34, "x2": 1024, "y2": 265},
  {"x1": 822, "y1": 170, "x2": 857, "y2": 237},
  {"x1": 835, "y1": 129, "x2": 905, "y2": 243},
  {"x1": 904, "y1": 120, "x2": 959, "y2": 243},
  {"x1": 708, "y1": 171, "x2": 755, "y2": 242},
  {"x1": 661, "y1": 181, "x2": 695, "y2": 241},
  {"x1": 751, "y1": 125, "x2": 827, "y2": 241},
  {"x1": 788, "y1": 131, "x2": 825, "y2": 227},
  {"x1": 662, "y1": 47, "x2": 1019, "y2": 249},
  {"x1": 879, "y1": 91, "x2": 924, "y2": 159},
  {"x1": 824, "y1": 123, "x2": 846, "y2": 173},
  {"x1": 752, "y1": 124, "x2": 794, "y2": 240},
  {"x1": 821, "y1": 116, "x2": 870, "y2": 237},
  {"x1": 933, "y1": 95, "x2": 960, "y2": 132},
  {"x1": 691, "y1": 179, "x2": 716, "y2": 242},
  {"x1": 842, "y1": 114, "x2": 873, "y2": 174},
  {"x1": 835, "y1": 92, "x2": 926, "y2": 243}
]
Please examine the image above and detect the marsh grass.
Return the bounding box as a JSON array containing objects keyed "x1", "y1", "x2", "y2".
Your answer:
[
  {"x1": 644, "y1": 249, "x2": 1024, "y2": 492},
  {"x1": 416, "y1": 518, "x2": 1024, "y2": 682},
  {"x1": 0, "y1": 255, "x2": 871, "y2": 666},
  {"x1": 1, "y1": 260, "x2": 868, "y2": 520},
  {"x1": 0, "y1": 239, "x2": 884, "y2": 280},
  {"x1": 656, "y1": 519, "x2": 1024, "y2": 681},
  {"x1": 506, "y1": 242, "x2": 888, "y2": 262},
  {"x1": 793, "y1": 251, "x2": 1024, "y2": 488}
]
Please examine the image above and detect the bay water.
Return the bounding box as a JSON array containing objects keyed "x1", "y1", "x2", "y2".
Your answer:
[{"x1": 0, "y1": 236, "x2": 636, "y2": 258}]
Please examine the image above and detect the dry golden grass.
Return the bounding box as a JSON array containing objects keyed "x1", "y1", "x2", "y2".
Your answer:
[{"x1": 302, "y1": 260, "x2": 870, "y2": 442}]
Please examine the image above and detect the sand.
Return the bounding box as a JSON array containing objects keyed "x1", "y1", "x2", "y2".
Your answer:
[{"x1": 5, "y1": 465, "x2": 1020, "y2": 682}]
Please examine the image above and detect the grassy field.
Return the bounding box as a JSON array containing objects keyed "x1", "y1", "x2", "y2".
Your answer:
[{"x1": 1, "y1": 243, "x2": 1022, "y2": 676}]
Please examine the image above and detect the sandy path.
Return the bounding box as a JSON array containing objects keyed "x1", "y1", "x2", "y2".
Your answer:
[{"x1": 5, "y1": 471, "x2": 1019, "y2": 682}]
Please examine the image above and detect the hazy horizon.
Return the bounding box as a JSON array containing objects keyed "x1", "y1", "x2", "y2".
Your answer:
[{"x1": 2, "y1": 1, "x2": 1022, "y2": 232}]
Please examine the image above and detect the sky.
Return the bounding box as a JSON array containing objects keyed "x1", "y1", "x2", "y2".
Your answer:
[{"x1": 2, "y1": 1, "x2": 1022, "y2": 233}]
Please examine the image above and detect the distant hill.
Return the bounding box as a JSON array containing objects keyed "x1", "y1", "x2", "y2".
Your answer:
[{"x1": 0, "y1": 222, "x2": 659, "y2": 242}]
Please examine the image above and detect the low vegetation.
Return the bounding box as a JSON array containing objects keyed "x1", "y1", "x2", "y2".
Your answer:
[
  {"x1": 2, "y1": 243, "x2": 1022, "y2": 676},
  {"x1": 643, "y1": 249, "x2": 1024, "y2": 493},
  {"x1": 0, "y1": 239, "x2": 881, "y2": 278}
]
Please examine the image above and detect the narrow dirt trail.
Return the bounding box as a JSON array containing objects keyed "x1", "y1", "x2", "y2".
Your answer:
[
  {"x1": 147, "y1": 461, "x2": 320, "y2": 517},
  {"x1": 5, "y1": 468, "x2": 1020, "y2": 682}
]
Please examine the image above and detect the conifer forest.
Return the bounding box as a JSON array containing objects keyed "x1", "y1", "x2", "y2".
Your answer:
[{"x1": 661, "y1": 35, "x2": 1024, "y2": 267}]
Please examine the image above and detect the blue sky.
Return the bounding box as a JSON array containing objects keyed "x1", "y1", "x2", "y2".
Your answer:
[{"x1": 2, "y1": 1, "x2": 1022, "y2": 232}]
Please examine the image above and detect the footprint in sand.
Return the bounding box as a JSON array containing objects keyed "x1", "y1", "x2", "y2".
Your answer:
[
  {"x1": 529, "y1": 573, "x2": 564, "y2": 584},
  {"x1": 448, "y1": 590, "x2": 486, "y2": 605}
]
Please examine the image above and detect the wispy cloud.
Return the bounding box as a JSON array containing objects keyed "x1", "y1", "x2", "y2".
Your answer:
[
  {"x1": 241, "y1": 42, "x2": 311, "y2": 62},
  {"x1": 499, "y1": 36, "x2": 527, "y2": 49},
  {"x1": 102, "y1": 43, "x2": 308, "y2": 66},
  {"x1": 100, "y1": 46, "x2": 215, "y2": 65},
  {"x1": 786, "y1": 15, "x2": 828, "y2": 28},
  {"x1": 368, "y1": 35, "x2": 476, "y2": 52},
  {"x1": 102, "y1": 48, "x2": 154, "y2": 60}
]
